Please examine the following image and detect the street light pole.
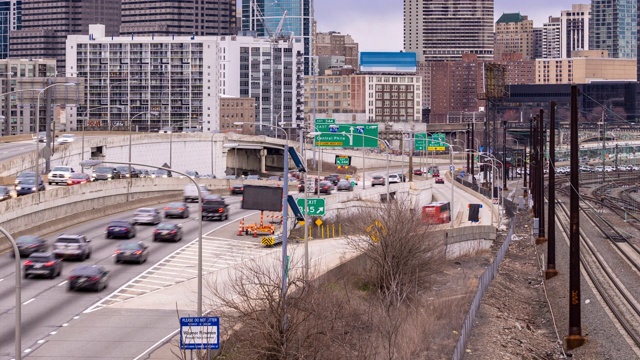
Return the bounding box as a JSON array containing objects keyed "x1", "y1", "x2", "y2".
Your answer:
[{"x1": 35, "y1": 82, "x2": 76, "y2": 195}]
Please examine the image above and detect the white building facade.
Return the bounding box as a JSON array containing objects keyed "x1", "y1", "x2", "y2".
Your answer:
[
  {"x1": 365, "y1": 75, "x2": 422, "y2": 123},
  {"x1": 561, "y1": 4, "x2": 591, "y2": 58},
  {"x1": 66, "y1": 24, "x2": 220, "y2": 133}
]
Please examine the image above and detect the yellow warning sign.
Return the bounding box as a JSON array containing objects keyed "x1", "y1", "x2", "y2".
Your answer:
[
  {"x1": 315, "y1": 219, "x2": 323, "y2": 226},
  {"x1": 261, "y1": 236, "x2": 275, "y2": 246}
]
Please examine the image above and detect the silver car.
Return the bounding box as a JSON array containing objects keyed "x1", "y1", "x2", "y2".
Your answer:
[{"x1": 133, "y1": 208, "x2": 161, "y2": 225}]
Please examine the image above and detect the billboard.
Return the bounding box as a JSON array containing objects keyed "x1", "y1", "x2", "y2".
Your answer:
[
  {"x1": 241, "y1": 185, "x2": 283, "y2": 212},
  {"x1": 360, "y1": 52, "x2": 417, "y2": 73}
]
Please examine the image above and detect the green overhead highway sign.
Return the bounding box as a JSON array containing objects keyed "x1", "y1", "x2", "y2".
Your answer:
[
  {"x1": 296, "y1": 198, "x2": 326, "y2": 216},
  {"x1": 335, "y1": 155, "x2": 351, "y2": 166},
  {"x1": 415, "y1": 133, "x2": 448, "y2": 151},
  {"x1": 314, "y1": 119, "x2": 379, "y2": 148}
]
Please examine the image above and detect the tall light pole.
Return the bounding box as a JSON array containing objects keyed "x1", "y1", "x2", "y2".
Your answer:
[
  {"x1": 80, "y1": 160, "x2": 205, "y2": 316},
  {"x1": 478, "y1": 162, "x2": 501, "y2": 226},
  {"x1": 35, "y1": 82, "x2": 76, "y2": 194},
  {"x1": 127, "y1": 112, "x2": 159, "y2": 200},
  {"x1": 0, "y1": 226, "x2": 22, "y2": 360}
]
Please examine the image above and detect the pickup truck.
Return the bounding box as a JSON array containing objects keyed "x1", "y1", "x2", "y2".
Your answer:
[
  {"x1": 201, "y1": 195, "x2": 229, "y2": 221},
  {"x1": 48, "y1": 166, "x2": 76, "y2": 185},
  {"x1": 53, "y1": 234, "x2": 92, "y2": 261}
]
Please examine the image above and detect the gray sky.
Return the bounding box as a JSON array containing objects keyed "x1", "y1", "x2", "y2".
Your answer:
[{"x1": 315, "y1": 0, "x2": 578, "y2": 52}]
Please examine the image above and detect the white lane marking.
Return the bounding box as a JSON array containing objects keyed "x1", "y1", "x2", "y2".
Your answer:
[
  {"x1": 23, "y1": 298, "x2": 35, "y2": 305},
  {"x1": 57, "y1": 281, "x2": 68, "y2": 286},
  {"x1": 0, "y1": 278, "x2": 4, "y2": 282}
]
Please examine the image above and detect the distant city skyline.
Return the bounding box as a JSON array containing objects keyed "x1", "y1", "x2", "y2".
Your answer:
[{"x1": 315, "y1": 0, "x2": 581, "y2": 52}]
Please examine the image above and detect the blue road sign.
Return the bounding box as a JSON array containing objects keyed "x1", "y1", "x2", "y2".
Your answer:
[{"x1": 180, "y1": 317, "x2": 220, "y2": 350}]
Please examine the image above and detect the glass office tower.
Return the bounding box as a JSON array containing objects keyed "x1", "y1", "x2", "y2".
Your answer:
[
  {"x1": 0, "y1": 0, "x2": 20, "y2": 59},
  {"x1": 590, "y1": 0, "x2": 637, "y2": 59}
]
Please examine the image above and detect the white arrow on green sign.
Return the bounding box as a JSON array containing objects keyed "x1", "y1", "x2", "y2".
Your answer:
[{"x1": 296, "y1": 198, "x2": 326, "y2": 216}]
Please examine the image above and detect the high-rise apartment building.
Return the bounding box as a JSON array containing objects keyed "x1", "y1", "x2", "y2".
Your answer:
[
  {"x1": 590, "y1": 0, "x2": 637, "y2": 59},
  {"x1": 536, "y1": 50, "x2": 636, "y2": 84},
  {"x1": 120, "y1": 0, "x2": 237, "y2": 36},
  {"x1": 0, "y1": 0, "x2": 20, "y2": 59},
  {"x1": 10, "y1": 0, "x2": 121, "y2": 74},
  {"x1": 542, "y1": 16, "x2": 561, "y2": 59},
  {"x1": 561, "y1": 4, "x2": 590, "y2": 58},
  {"x1": 533, "y1": 28, "x2": 544, "y2": 58},
  {"x1": 404, "y1": 0, "x2": 494, "y2": 62},
  {"x1": 494, "y1": 13, "x2": 534, "y2": 60},
  {"x1": 315, "y1": 31, "x2": 359, "y2": 70},
  {"x1": 242, "y1": 0, "x2": 314, "y2": 75}
]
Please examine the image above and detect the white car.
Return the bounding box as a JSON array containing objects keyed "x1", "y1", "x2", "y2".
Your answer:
[
  {"x1": 56, "y1": 134, "x2": 75, "y2": 144},
  {"x1": 388, "y1": 174, "x2": 401, "y2": 184},
  {"x1": 133, "y1": 208, "x2": 161, "y2": 225},
  {"x1": 48, "y1": 166, "x2": 76, "y2": 185}
]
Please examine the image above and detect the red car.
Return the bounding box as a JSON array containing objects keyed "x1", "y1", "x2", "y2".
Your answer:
[
  {"x1": 413, "y1": 169, "x2": 424, "y2": 176},
  {"x1": 435, "y1": 177, "x2": 445, "y2": 184},
  {"x1": 66, "y1": 172, "x2": 91, "y2": 185}
]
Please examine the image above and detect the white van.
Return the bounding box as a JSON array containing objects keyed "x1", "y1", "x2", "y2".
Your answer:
[{"x1": 183, "y1": 184, "x2": 210, "y2": 202}]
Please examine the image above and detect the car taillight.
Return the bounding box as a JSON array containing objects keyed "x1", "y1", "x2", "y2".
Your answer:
[
  {"x1": 114, "y1": 250, "x2": 122, "y2": 254},
  {"x1": 123, "y1": 227, "x2": 129, "y2": 232},
  {"x1": 163, "y1": 207, "x2": 170, "y2": 210},
  {"x1": 229, "y1": 187, "x2": 233, "y2": 190},
  {"x1": 218, "y1": 208, "x2": 224, "y2": 213},
  {"x1": 89, "y1": 276, "x2": 100, "y2": 281},
  {"x1": 169, "y1": 230, "x2": 177, "y2": 234},
  {"x1": 28, "y1": 244, "x2": 38, "y2": 248},
  {"x1": 44, "y1": 261, "x2": 55, "y2": 266},
  {"x1": 178, "y1": 207, "x2": 185, "y2": 211},
  {"x1": 154, "y1": 230, "x2": 159, "y2": 234},
  {"x1": 68, "y1": 276, "x2": 78, "y2": 280},
  {"x1": 240, "y1": 187, "x2": 243, "y2": 191},
  {"x1": 133, "y1": 250, "x2": 143, "y2": 255},
  {"x1": 24, "y1": 260, "x2": 33, "y2": 266}
]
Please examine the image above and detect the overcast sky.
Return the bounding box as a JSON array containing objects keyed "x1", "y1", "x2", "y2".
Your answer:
[{"x1": 315, "y1": 0, "x2": 579, "y2": 52}]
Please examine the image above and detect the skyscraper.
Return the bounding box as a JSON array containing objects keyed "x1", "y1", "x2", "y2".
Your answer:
[
  {"x1": 0, "y1": 0, "x2": 20, "y2": 59},
  {"x1": 590, "y1": 0, "x2": 637, "y2": 59},
  {"x1": 120, "y1": 0, "x2": 238, "y2": 36},
  {"x1": 242, "y1": 0, "x2": 314, "y2": 75},
  {"x1": 494, "y1": 13, "x2": 534, "y2": 60},
  {"x1": 542, "y1": 16, "x2": 561, "y2": 59},
  {"x1": 404, "y1": 0, "x2": 494, "y2": 62},
  {"x1": 10, "y1": 0, "x2": 121, "y2": 74},
  {"x1": 561, "y1": 4, "x2": 590, "y2": 58}
]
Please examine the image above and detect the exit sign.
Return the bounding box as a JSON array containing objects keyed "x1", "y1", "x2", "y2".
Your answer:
[{"x1": 335, "y1": 155, "x2": 351, "y2": 166}]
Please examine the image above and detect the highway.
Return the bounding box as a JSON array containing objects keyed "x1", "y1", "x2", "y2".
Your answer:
[{"x1": 0, "y1": 141, "x2": 37, "y2": 164}]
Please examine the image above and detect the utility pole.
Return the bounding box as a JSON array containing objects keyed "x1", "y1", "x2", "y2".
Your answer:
[
  {"x1": 537, "y1": 108, "x2": 546, "y2": 244},
  {"x1": 546, "y1": 102, "x2": 558, "y2": 279}
]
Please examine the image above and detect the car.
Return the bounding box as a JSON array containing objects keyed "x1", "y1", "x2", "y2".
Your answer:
[
  {"x1": 324, "y1": 174, "x2": 340, "y2": 186},
  {"x1": 556, "y1": 167, "x2": 570, "y2": 175},
  {"x1": 164, "y1": 202, "x2": 190, "y2": 218},
  {"x1": 183, "y1": 170, "x2": 200, "y2": 179},
  {"x1": 139, "y1": 169, "x2": 152, "y2": 178},
  {"x1": 53, "y1": 234, "x2": 92, "y2": 261},
  {"x1": 317, "y1": 180, "x2": 333, "y2": 194},
  {"x1": 579, "y1": 165, "x2": 594, "y2": 172},
  {"x1": 202, "y1": 195, "x2": 230, "y2": 221},
  {"x1": 151, "y1": 169, "x2": 172, "y2": 178},
  {"x1": 246, "y1": 174, "x2": 261, "y2": 180},
  {"x1": 92, "y1": 166, "x2": 122, "y2": 181},
  {"x1": 0, "y1": 185, "x2": 11, "y2": 201},
  {"x1": 56, "y1": 134, "x2": 75, "y2": 144},
  {"x1": 15, "y1": 171, "x2": 37, "y2": 185},
  {"x1": 12, "y1": 235, "x2": 49, "y2": 257},
  {"x1": 114, "y1": 241, "x2": 149, "y2": 264},
  {"x1": 230, "y1": 184, "x2": 244, "y2": 194},
  {"x1": 24, "y1": 252, "x2": 63, "y2": 279},
  {"x1": 116, "y1": 166, "x2": 140, "y2": 178},
  {"x1": 397, "y1": 173, "x2": 407, "y2": 182},
  {"x1": 435, "y1": 177, "x2": 445, "y2": 184},
  {"x1": 432, "y1": 170, "x2": 441, "y2": 178},
  {"x1": 336, "y1": 179, "x2": 354, "y2": 191},
  {"x1": 153, "y1": 223, "x2": 184, "y2": 242},
  {"x1": 371, "y1": 175, "x2": 385, "y2": 186},
  {"x1": 106, "y1": 219, "x2": 137, "y2": 239},
  {"x1": 66, "y1": 172, "x2": 91, "y2": 185},
  {"x1": 183, "y1": 184, "x2": 211, "y2": 202},
  {"x1": 33, "y1": 131, "x2": 47, "y2": 142},
  {"x1": 388, "y1": 174, "x2": 401, "y2": 184},
  {"x1": 15, "y1": 178, "x2": 46, "y2": 196},
  {"x1": 133, "y1": 208, "x2": 162, "y2": 225},
  {"x1": 67, "y1": 265, "x2": 110, "y2": 292},
  {"x1": 223, "y1": 175, "x2": 238, "y2": 180},
  {"x1": 48, "y1": 165, "x2": 76, "y2": 185},
  {"x1": 413, "y1": 169, "x2": 424, "y2": 176},
  {"x1": 159, "y1": 127, "x2": 174, "y2": 134},
  {"x1": 267, "y1": 175, "x2": 281, "y2": 181}
]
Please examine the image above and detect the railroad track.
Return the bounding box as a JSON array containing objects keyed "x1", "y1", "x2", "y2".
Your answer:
[{"x1": 555, "y1": 198, "x2": 640, "y2": 349}]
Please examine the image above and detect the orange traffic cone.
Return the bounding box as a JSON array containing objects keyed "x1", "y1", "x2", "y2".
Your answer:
[
  {"x1": 237, "y1": 218, "x2": 244, "y2": 236},
  {"x1": 253, "y1": 228, "x2": 258, "y2": 238}
]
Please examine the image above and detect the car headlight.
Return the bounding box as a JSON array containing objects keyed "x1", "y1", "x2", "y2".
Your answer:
[
  {"x1": 32, "y1": 187, "x2": 36, "y2": 190},
  {"x1": 107, "y1": 174, "x2": 112, "y2": 178},
  {"x1": 15, "y1": 186, "x2": 21, "y2": 190},
  {"x1": 64, "y1": 174, "x2": 71, "y2": 178}
]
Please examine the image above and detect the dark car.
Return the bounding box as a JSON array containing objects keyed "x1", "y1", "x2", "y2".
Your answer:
[
  {"x1": 116, "y1": 166, "x2": 139, "y2": 178},
  {"x1": 413, "y1": 169, "x2": 424, "y2": 176},
  {"x1": 230, "y1": 184, "x2": 244, "y2": 195},
  {"x1": 371, "y1": 175, "x2": 385, "y2": 187},
  {"x1": 202, "y1": 195, "x2": 229, "y2": 221},
  {"x1": 15, "y1": 178, "x2": 45, "y2": 196},
  {"x1": 92, "y1": 166, "x2": 122, "y2": 181},
  {"x1": 106, "y1": 219, "x2": 137, "y2": 239},
  {"x1": 153, "y1": 223, "x2": 184, "y2": 242},
  {"x1": 0, "y1": 186, "x2": 11, "y2": 201},
  {"x1": 336, "y1": 179, "x2": 354, "y2": 191},
  {"x1": 317, "y1": 180, "x2": 333, "y2": 194},
  {"x1": 67, "y1": 265, "x2": 110, "y2": 292},
  {"x1": 67, "y1": 172, "x2": 91, "y2": 185},
  {"x1": 13, "y1": 235, "x2": 49, "y2": 257},
  {"x1": 15, "y1": 171, "x2": 37, "y2": 185},
  {"x1": 114, "y1": 241, "x2": 149, "y2": 264},
  {"x1": 24, "y1": 252, "x2": 63, "y2": 279},
  {"x1": 435, "y1": 177, "x2": 445, "y2": 184},
  {"x1": 164, "y1": 202, "x2": 190, "y2": 219},
  {"x1": 324, "y1": 175, "x2": 340, "y2": 186}
]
